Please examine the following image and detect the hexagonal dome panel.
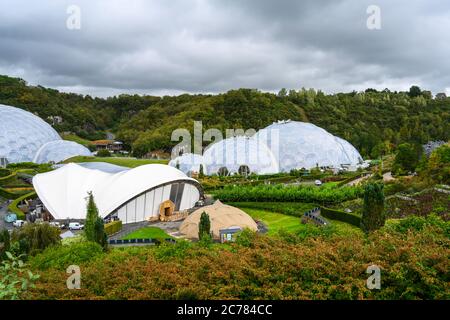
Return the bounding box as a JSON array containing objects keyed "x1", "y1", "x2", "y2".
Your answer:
[{"x1": 0, "y1": 104, "x2": 62, "y2": 163}]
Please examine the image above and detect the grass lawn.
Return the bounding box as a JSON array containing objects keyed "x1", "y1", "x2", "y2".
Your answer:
[
  {"x1": 61, "y1": 134, "x2": 94, "y2": 147},
  {"x1": 239, "y1": 208, "x2": 309, "y2": 235},
  {"x1": 121, "y1": 227, "x2": 173, "y2": 240},
  {"x1": 238, "y1": 207, "x2": 363, "y2": 237},
  {"x1": 64, "y1": 156, "x2": 169, "y2": 168}
]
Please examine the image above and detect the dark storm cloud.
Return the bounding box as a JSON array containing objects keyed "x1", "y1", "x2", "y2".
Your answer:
[{"x1": 0, "y1": 0, "x2": 449, "y2": 97}]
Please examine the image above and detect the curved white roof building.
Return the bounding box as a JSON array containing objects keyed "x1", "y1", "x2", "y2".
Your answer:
[
  {"x1": 0, "y1": 104, "x2": 91, "y2": 164},
  {"x1": 203, "y1": 136, "x2": 279, "y2": 176},
  {"x1": 255, "y1": 120, "x2": 363, "y2": 172},
  {"x1": 168, "y1": 153, "x2": 204, "y2": 176},
  {"x1": 33, "y1": 163, "x2": 203, "y2": 224}
]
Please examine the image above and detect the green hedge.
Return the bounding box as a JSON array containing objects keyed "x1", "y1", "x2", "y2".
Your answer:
[
  {"x1": 320, "y1": 207, "x2": 361, "y2": 228},
  {"x1": 0, "y1": 172, "x2": 17, "y2": 185},
  {"x1": 7, "y1": 191, "x2": 37, "y2": 220},
  {"x1": 0, "y1": 168, "x2": 11, "y2": 177},
  {"x1": 104, "y1": 220, "x2": 123, "y2": 236},
  {"x1": 213, "y1": 184, "x2": 363, "y2": 204},
  {"x1": 0, "y1": 187, "x2": 21, "y2": 200}
]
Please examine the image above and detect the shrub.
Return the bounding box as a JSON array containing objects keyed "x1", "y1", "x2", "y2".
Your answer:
[
  {"x1": 235, "y1": 229, "x2": 257, "y2": 247},
  {"x1": 11, "y1": 223, "x2": 61, "y2": 256},
  {"x1": 392, "y1": 143, "x2": 420, "y2": 175},
  {"x1": 0, "y1": 229, "x2": 11, "y2": 260},
  {"x1": 0, "y1": 171, "x2": 15, "y2": 184},
  {"x1": 0, "y1": 187, "x2": 22, "y2": 200},
  {"x1": 361, "y1": 183, "x2": 386, "y2": 233},
  {"x1": 213, "y1": 184, "x2": 363, "y2": 204},
  {"x1": 198, "y1": 212, "x2": 211, "y2": 241},
  {"x1": 0, "y1": 168, "x2": 11, "y2": 177},
  {"x1": 24, "y1": 222, "x2": 450, "y2": 300},
  {"x1": 0, "y1": 252, "x2": 39, "y2": 300},
  {"x1": 84, "y1": 192, "x2": 107, "y2": 249},
  {"x1": 389, "y1": 214, "x2": 450, "y2": 235},
  {"x1": 153, "y1": 240, "x2": 192, "y2": 261},
  {"x1": 97, "y1": 149, "x2": 111, "y2": 157},
  {"x1": 104, "y1": 220, "x2": 122, "y2": 236},
  {"x1": 320, "y1": 207, "x2": 361, "y2": 227},
  {"x1": 29, "y1": 241, "x2": 104, "y2": 271}
]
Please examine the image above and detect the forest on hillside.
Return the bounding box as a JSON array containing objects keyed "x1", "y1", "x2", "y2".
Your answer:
[{"x1": 0, "y1": 75, "x2": 448, "y2": 158}]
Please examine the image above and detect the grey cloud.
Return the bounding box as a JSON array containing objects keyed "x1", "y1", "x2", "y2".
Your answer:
[{"x1": 0, "y1": 0, "x2": 449, "y2": 97}]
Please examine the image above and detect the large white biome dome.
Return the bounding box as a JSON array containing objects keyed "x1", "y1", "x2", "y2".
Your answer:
[
  {"x1": 203, "y1": 136, "x2": 279, "y2": 175},
  {"x1": 255, "y1": 120, "x2": 363, "y2": 172},
  {"x1": 33, "y1": 140, "x2": 92, "y2": 164},
  {"x1": 168, "y1": 153, "x2": 204, "y2": 176},
  {"x1": 0, "y1": 104, "x2": 61, "y2": 163},
  {"x1": 0, "y1": 104, "x2": 91, "y2": 164}
]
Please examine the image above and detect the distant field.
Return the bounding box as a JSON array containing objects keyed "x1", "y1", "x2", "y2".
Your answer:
[
  {"x1": 61, "y1": 134, "x2": 94, "y2": 147},
  {"x1": 64, "y1": 156, "x2": 169, "y2": 168}
]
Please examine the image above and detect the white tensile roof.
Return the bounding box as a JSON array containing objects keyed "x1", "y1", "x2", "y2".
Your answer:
[
  {"x1": 0, "y1": 104, "x2": 92, "y2": 164},
  {"x1": 33, "y1": 163, "x2": 200, "y2": 220}
]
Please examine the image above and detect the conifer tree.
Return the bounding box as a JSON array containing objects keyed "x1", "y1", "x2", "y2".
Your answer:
[
  {"x1": 361, "y1": 183, "x2": 386, "y2": 233},
  {"x1": 198, "y1": 211, "x2": 211, "y2": 240}
]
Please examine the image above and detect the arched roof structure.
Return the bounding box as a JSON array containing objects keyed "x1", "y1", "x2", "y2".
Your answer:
[{"x1": 33, "y1": 163, "x2": 202, "y2": 220}]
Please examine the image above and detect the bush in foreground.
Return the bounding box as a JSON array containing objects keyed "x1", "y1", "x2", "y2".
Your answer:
[
  {"x1": 29, "y1": 241, "x2": 104, "y2": 271},
  {"x1": 23, "y1": 215, "x2": 449, "y2": 300}
]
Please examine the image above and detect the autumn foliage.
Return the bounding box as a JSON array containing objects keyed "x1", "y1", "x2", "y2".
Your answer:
[{"x1": 24, "y1": 215, "x2": 449, "y2": 300}]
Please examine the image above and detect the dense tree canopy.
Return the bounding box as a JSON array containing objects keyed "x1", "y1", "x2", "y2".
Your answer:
[{"x1": 1, "y1": 75, "x2": 448, "y2": 158}]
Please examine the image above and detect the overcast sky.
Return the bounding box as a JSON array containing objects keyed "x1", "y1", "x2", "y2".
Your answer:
[{"x1": 0, "y1": 0, "x2": 449, "y2": 97}]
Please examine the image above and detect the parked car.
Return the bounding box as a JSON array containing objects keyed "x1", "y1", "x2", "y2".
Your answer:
[
  {"x1": 314, "y1": 179, "x2": 323, "y2": 186},
  {"x1": 49, "y1": 221, "x2": 63, "y2": 229},
  {"x1": 13, "y1": 220, "x2": 26, "y2": 228},
  {"x1": 4, "y1": 213, "x2": 17, "y2": 223},
  {"x1": 68, "y1": 222, "x2": 84, "y2": 230}
]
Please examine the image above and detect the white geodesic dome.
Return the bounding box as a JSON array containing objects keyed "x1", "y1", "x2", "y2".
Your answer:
[
  {"x1": 203, "y1": 136, "x2": 279, "y2": 175},
  {"x1": 33, "y1": 140, "x2": 92, "y2": 164},
  {"x1": 334, "y1": 136, "x2": 363, "y2": 165},
  {"x1": 255, "y1": 120, "x2": 363, "y2": 172},
  {"x1": 0, "y1": 104, "x2": 91, "y2": 164},
  {"x1": 0, "y1": 104, "x2": 61, "y2": 163},
  {"x1": 168, "y1": 153, "x2": 204, "y2": 176}
]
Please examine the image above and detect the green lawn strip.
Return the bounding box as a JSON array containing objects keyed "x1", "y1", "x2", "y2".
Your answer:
[
  {"x1": 238, "y1": 208, "x2": 308, "y2": 235},
  {"x1": 64, "y1": 156, "x2": 169, "y2": 168},
  {"x1": 226, "y1": 201, "x2": 316, "y2": 217},
  {"x1": 61, "y1": 134, "x2": 93, "y2": 147},
  {"x1": 237, "y1": 206, "x2": 363, "y2": 237},
  {"x1": 121, "y1": 226, "x2": 173, "y2": 240}
]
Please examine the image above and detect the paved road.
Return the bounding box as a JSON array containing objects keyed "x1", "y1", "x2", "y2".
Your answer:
[
  {"x1": 383, "y1": 171, "x2": 395, "y2": 182},
  {"x1": 346, "y1": 174, "x2": 373, "y2": 186}
]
